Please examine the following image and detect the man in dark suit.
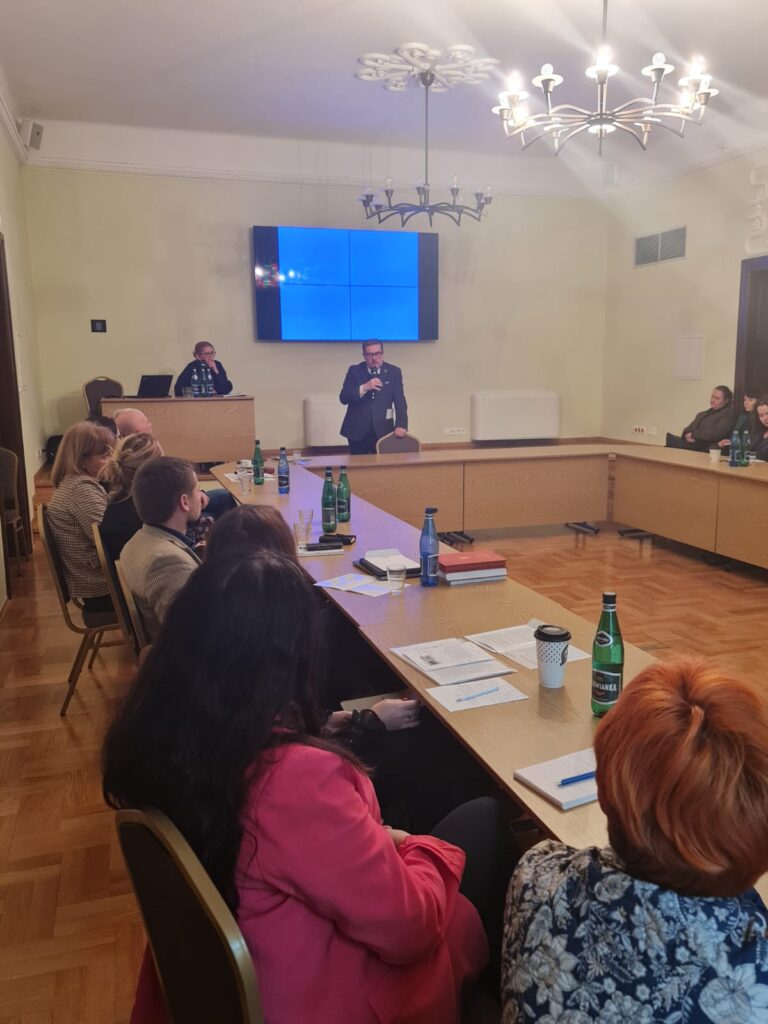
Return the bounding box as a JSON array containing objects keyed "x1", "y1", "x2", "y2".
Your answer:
[
  {"x1": 174, "y1": 341, "x2": 234, "y2": 396},
  {"x1": 339, "y1": 340, "x2": 409, "y2": 454}
]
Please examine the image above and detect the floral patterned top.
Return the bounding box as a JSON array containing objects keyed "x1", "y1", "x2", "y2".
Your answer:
[{"x1": 502, "y1": 840, "x2": 768, "y2": 1024}]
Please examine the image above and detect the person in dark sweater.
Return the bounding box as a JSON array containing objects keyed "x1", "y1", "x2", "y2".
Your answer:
[
  {"x1": 665, "y1": 384, "x2": 735, "y2": 451},
  {"x1": 100, "y1": 432, "x2": 164, "y2": 560},
  {"x1": 174, "y1": 341, "x2": 233, "y2": 396}
]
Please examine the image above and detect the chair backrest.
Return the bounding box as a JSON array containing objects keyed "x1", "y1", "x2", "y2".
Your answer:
[
  {"x1": 376, "y1": 431, "x2": 421, "y2": 454},
  {"x1": 0, "y1": 446, "x2": 19, "y2": 514},
  {"x1": 116, "y1": 808, "x2": 263, "y2": 1024},
  {"x1": 38, "y1": 503, "x2": 74, "y2": 613},
  {"x1": 114, "y1": 558, "x2": 149, "y2": 652},
  {"x1": 93, "y1": 523, "x2": 142, "y2": 657},
  {"x1": 83, "y1": 376, "x2": 123, "y2": 416}
]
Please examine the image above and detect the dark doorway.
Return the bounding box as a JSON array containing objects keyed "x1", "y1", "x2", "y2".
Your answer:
[
  {"x1": 735, "y1": 255, "x2": 768, "y2": 400},
  {"x1": 0, "y1": 233, "x2": 31, "y2": 600}
]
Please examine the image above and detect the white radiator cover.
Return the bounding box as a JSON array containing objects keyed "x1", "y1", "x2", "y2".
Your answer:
[
  {"x1": 470, "y1": 390, "x2": 560, "y2": 441},
  {"x1": 304, "y1": 395, "x2": 343, "y2": 447}
]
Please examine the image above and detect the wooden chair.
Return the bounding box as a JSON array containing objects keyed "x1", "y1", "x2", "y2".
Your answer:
[
  {"x1": 37, "y1": 504, "x2": 123, "y2": 715},
  {"x1": 114, "y1": 559, "x2": 149, "y2": 654},
  {"x1": 0, "y1": 446, "x2": 27, "y2": 576},
  {"x1": 116, "y1": 808, "x2": 264, "y2": 1024},
  {"x1": 92, "y1": 523, "x2": 148, "y2": 659},
  {"x1": 376, "y1": 431, "x2": 421, "y2": 454},
  {"x1": 82, "y1": 376, "x2": 123, "y2": 416}
]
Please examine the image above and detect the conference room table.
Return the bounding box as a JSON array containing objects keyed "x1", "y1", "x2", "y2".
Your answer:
[
  {"x1": 212, "y1": 460, "x2": 768, "y2": 902},
  {"x1": 301, "y1": 442, "x2": 768, "y2": 570}
]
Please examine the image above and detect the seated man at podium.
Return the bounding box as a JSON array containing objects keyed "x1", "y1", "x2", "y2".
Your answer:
[{"x1": 174, "y1": 341, "x2": 234, "y2": 396}]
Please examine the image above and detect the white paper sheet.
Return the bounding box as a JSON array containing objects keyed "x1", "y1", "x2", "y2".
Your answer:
[
  {"x1": 315, "y1": 573, "x2": 399, "y2": 597},
  {"x1": 391, "y1": 638, "x2": 514, "y2": 685},
  {"x1": 466, "y1": 620, "x2": 589, "y2": 670},
  {"x1": 426, "y1": 678, "x2": 528, "y2": 712}
]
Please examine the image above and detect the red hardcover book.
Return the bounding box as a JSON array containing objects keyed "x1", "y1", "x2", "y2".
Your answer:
[{"x1": 437, "y1": 549, "x2": 506, "y2": 573}]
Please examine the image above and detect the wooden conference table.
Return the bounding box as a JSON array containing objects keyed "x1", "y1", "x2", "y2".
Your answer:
[
  {"x1": 302, "y1": 443, "x2": 768, "y2": 570},
  {"x1": 102, "y1": 395, "x2": 255, "y2": 463},
  {"x1": 212, "y1": 461, "x2": 768, "y2": 901}
]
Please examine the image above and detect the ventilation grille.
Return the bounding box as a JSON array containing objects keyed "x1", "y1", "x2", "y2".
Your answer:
[{"x1": 635, "y1": 227, "x2": 686, "y2": 266}]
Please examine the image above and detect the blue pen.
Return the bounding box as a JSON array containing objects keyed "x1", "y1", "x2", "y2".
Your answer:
[
  {"x1": 455, "y1": 686, "x2": 499, "y2": 703},
  {"x1": 558, "y1": 770, "x2": 597, "y2": 787}
]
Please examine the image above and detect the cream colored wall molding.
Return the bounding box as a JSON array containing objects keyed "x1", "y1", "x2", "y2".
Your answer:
[{"x1": 0, "y1": 71, "x2": 27, "y2": 165}]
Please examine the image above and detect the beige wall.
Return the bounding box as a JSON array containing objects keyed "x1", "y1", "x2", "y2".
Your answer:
[
  {"x1": 0, "y1": 128, "x2": 43, "y2": 606},
  {"x1": 603, "y1": 148, "x2": 768, "y2": 442},
  {"x1": 23, "y1": 168, "x2": 608, "y2": 449}
]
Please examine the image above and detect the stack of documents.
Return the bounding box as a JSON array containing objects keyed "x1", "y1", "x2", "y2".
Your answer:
[
  {"x1": 391, "y1": 637, "x2": 512, "y2": 686},
  {"x1": 390, "y1": 637, "x2": 529, "y2": 712}
]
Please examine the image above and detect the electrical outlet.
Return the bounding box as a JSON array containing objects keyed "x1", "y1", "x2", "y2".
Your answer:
[
  {"x1": 632, "y1": 425, "x2": 647, "y2": 434},
  {"x1": 443, "y1": 426, "x2": 467, "y2": 436},
  {"x1": 647, "y1": 426, "x2": 657, "y2": 436}
]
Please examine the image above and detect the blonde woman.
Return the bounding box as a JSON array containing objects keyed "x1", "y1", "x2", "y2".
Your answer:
[
  {"x1": 46, "y1": 421, "x2": 115, "y2": 613},
  {"x1": 100, "y1": 432, "x2": 163, "y2": 560}
]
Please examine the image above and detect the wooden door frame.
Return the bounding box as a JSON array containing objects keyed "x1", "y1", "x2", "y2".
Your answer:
[
  {"x1": 735, "y1": 254, "x2": 768, "y2": 397},
  {"x1": 0, "y1": 232, "x2": 31, "y2": 598}
]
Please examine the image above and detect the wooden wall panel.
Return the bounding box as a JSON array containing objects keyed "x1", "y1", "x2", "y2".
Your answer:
[
  {"x1": 613, "y1": 457, "x2": 719, "y2": 550},
  {"x1": 464, "y1": 456, "x2": 609, "y2": 530}
]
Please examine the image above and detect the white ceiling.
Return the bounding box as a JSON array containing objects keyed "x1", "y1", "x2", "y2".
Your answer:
[{"x1": 2, "y1": 0, "x2": 768, "y2": 176}]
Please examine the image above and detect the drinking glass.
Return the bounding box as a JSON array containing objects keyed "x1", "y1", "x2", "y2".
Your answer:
[
  {"x1": 386, "y1": 558, "x2": 407, "y2": 594},
  {"x1": 236, "y1": 464, "x2": 254, "y2": 496},
  {"x1": 293, "y1": 521, "x2": 311, "y2": 547},
  {"x1": 298, "y1": 508, "x2": 313, "y2": 530}
]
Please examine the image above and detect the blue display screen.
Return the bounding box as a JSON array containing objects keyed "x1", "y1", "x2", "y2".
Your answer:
[{"x1": 252, "y1": 226, "x2": 438, "y2": 342}]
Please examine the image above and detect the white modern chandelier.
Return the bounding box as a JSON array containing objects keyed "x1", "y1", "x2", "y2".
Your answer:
[
  {"x1": 491, "y1": 0, "x2": 719, "y2": 155},
  {"x1": 356, "y1": 43, "x2": 498, "y2": 226}
]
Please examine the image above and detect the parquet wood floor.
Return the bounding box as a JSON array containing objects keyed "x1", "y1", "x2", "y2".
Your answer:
[{"x1": 1, "y1": 526, "x2": 767, "y2": 1022}]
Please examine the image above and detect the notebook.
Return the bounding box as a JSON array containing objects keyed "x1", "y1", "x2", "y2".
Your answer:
[{"x1": 513, "y1": 748, "x2": 598, "y2": 810}]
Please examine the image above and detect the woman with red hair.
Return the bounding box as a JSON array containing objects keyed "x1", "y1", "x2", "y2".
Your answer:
[{"x1": 501, "y1": 659, "x2": 768, "y2": 1023}]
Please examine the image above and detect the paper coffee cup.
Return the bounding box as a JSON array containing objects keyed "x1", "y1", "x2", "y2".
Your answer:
[
  {"x1": 708, "y1": 447, "x2": 720, "y2": 463},
  {"x1": 534, "y1": 624, "x2": 571, "y2": 688}
]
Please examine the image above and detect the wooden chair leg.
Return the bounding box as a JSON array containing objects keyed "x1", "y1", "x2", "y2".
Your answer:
[
  {"x1": 61, "y1": 633, "x2": 93, "y2": 715},
  {"x1": 11, "y1": 524, "x2": 22, "y2": 577}
]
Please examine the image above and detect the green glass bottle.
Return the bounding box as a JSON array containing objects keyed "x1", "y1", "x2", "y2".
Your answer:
[
  {"x1": 741, "y1": 430, "x2": 750, "y2": 466},
  {"x1": 252, "y1": 439, "x2": 264, "y2": 485},
  {"x1": 321, "y1": 466, "x2": 337, "y2": 533},
  {"x1": 591, "y1": 591, "x2": 624, "y2": 717},
  {"x1": 337, "y1": 466, "x2": 351, "y2": 523}
]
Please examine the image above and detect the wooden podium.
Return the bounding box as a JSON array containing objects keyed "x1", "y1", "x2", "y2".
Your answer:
[{"x1": 102, "y1": 396, "x2": 255, "y2": 463}]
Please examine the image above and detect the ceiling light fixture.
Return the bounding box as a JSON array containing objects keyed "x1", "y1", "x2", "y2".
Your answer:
[
  {"x1": 356, "y1": 43, "x2": 498, "y2": 226},
  {"x1": 492, "y1": 0, "x2": 719, "y2": 155}
]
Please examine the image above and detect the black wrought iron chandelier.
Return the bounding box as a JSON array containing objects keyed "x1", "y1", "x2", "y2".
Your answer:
[{"x1": 356, "y1": 43, "x2": 498, "y2": 227}]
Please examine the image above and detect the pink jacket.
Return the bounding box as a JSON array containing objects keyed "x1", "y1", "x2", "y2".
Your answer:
[{"x1": 131, "y1": 742, "x2": 487, "y2": 1023}]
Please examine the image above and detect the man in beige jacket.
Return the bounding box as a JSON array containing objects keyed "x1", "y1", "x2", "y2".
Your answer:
[{"x1": 119, "y1": 457, "x2": 203, "y2": 639}]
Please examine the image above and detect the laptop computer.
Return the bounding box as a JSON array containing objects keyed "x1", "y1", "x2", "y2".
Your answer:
[{"x1": 136, "y1": 374, "x2": 173, "y2": 398}]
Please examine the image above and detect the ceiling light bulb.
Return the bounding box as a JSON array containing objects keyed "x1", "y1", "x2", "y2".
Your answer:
[
  {"x1": 652, "y1": 52, "x2": 665, "y2": 65},
  {"x1": 689, "y1": 55, "x2": 705, "y2": 75},
  {"x1": 596, "y1": 46, "x2": 612, "y2": 68},
  {"x1": 507, "y1": 71, "x2": 524, "y2": 93},
  {"x1": 541, "y1": 63, "x2": 554, "y2": 76}
]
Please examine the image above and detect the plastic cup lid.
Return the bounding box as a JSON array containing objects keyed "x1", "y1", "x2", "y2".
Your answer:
[{"x1": 533, "y1": 624, "x2": 572, "y2": 643}]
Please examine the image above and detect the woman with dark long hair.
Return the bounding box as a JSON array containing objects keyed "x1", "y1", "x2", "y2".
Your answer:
[{"x1": 104, "y1": 553, "x2": 499, "y2": 1023}]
